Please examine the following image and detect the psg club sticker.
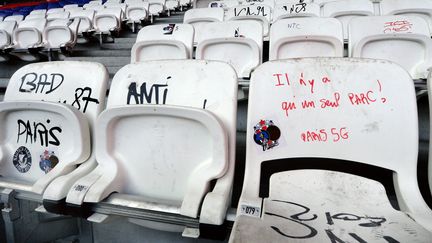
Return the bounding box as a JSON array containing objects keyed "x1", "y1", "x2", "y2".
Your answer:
[
  {"x1": 253, "y1": 120, "x2": 281, "y2": 151},
  {"x1": 12, "y1": 146, "x2": 32, "y2": 173},
  {"x1": 39, "y1": 150, "x2": 59, "y2": 174}
]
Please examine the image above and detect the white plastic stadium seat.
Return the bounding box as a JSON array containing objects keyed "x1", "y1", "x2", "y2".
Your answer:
[
  {"x1": 69, "y1": 9, "x2": 96, "y2": 35},
  {"x1": 183, "y1": 8, "x2": 224, "y2": 45},
  {"x1": 0, "y1": 20, "x2": 17, "y2": 49},
  {"x1": 269, "y1": 17, "x2": 343, "y2": 60},
  {"x1": 25, "y1": 14, "x2": 46, "y2": 20},
  {"x1": 0, "y1": 61, "x2": 108, "y2": 200},
  {"x1": 105, "y1": 0, "x2": 122, "y2": 3},
  {"x1": 83, "y1": 3, "x2": 105, "y2": 11},
  {"x1": 66, "y1": 7, "x2": 84, "y2": 14},
  {"x1": 43, "y1": 18, "x2": 80, "y2": 50},
  {"x1": 13, "y1": 18, "x2": 47, "y2": 49},
  {"x1": 4, "y1": 15, "x2": 24, "y2": 24},
  {"x1": 148, "y1": 0, "x2": 167, "y2": 17},
  {"x1": 273, "y1": 1, "x2": 320, "y2": 22},
  {"x1": 29, "y1": 9, "x2": 47, "y2": 16},
  {"x1": 104, "y1": 2, "x2": 127, "y2": 20},
  {"x1": 94, "y1": 8, "x2": 122, "y2": 34},
  {"x1": 229, "y1": 58, "x2": 432, "y2": 243},
  {"x1": 321, "y1": 0, "x2": 374, "y2": 40},
  {"x1": 349, "y1": 16, "x2": 432, "y2": 79},
  {"x1": 225, "y1": 4, "x2": 271, "y2": 38},
  {"x1": 67, "y1": 60, "x2": 237, "y2": 228},
  {"x1": 47, "y1": 8, "x2": 65, "y2": 14},
  {"x1": 131, "y1": 24, "x2": 194, "y2": 62},
  {"x1": 166, "y1": 0, "x2": 179, "y2": 13},
  {"x1": 196, "y1": 21, "x2": 263, "y2": 78},
  {"x1": 125, "y1": 0, "x2": 149, "y2": 28},
  {"x1": 47, "y1": 11, "x2": 70, "y2": 21},
  {"x1": 89, "y1": 0, "x2": 103, "y2": 5},
  {"x1": 380, "y1": 0, "x2": 432, "y2": 36},
  {"x1": 63, "y1": 4, "x2": 79, "y2": 9}
]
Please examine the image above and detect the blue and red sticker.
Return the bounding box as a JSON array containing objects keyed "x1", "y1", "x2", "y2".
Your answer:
[
  {"x1": 39, "y1": 150, "x2": 59, "y2": 174},
  {"x1": 253, "y1": 120, "x2": 281, "y2": 151}
]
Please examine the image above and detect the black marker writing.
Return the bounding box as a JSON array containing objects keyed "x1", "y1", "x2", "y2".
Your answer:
[
  {"x1": 127, "y1": 82, "x2": 168, "y2": 105},
  {"x1": 19, "y1": 73, "x2": 64, "y2": 94},
  {"x1": 17, "y1": 119, "x2": 62, "y2": 147}
]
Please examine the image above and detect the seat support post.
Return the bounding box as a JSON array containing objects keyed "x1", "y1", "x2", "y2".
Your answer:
[{"x1": 1, "y1": 189, "x2": 19, "y2": 243}]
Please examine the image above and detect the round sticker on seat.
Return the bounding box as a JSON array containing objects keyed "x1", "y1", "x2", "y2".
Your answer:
[
  {"x1": 254, "y1": 119, "x2": 281, "y2": 151},
  {"x1": 13, "y1": 146, "x2": 32, "y2": 173},
  {"x1": 39, "y1": 150, "x2": 59, "y2": 174}
]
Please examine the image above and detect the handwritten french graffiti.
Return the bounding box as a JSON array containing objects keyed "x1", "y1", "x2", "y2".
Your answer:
[
  {"x1": 282, "y1": 2, "x2": 307, "y2": 13},
  {"x1": 19, "y1": 72, "x2": 64, "y2": 94},
  {"x1": 266, "y1": 200, "x2": 399, "y2": 243},
  {"x1": 127, "y1": 82, "x2": 169, "y2": 105},
  {"x1": 127, "y1": 82, "x2": 208, "y2": 109},
  {"x1": 17, "y1": 119, "x2": 62, "y2": 147},
  {"x1": 234, "y1": 5, "x2": 267, "y2": 17}
]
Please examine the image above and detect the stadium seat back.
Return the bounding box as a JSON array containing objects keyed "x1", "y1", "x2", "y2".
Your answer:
[
  {"x1": 67, "y1": 60, "x2": 237, "y2": 225},
  {"x1": 13, "y1": 18, "x2": 47, "y2": 49},
  {"x1": 349, "y1": 15, "x2": 432, "y2": 79},
  {"x1": 183, "y1": 8, "x2": 224, "y2": 45},
  {"x1": 229, "y1": 57, "x2": 432, "y2": 242},
  {"x1": 322, "y1": 0, "x2": 374, "y2": 40},
  {"x1": 0, "y1": 20, "x2": 17, "y2": 48},
  {"x1": 380, "y1": 0, "x2": 432, "y2": 34},
  {"x1": 131, "y1": 23, "x2": 194, "y2": 62},
  {"x1": 94, "y1": 8, "x2": 122, "y2": 33},
  {"x1": 226, "y1": 4, "x2": 271, "y2": 37},
  {"x1": 0, "y1": 61, "x2": 108, "y2": 194},
  {"x1": 269, "y1": 17, "x2": 343, "y2": 60},
  {"x1": 195, "y1": 21, "x2": 263, "y2": 78}
]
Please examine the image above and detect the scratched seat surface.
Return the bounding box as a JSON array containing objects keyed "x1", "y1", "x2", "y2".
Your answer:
[
  {"x1": 195, "y1": 21, "x2": 263, "y2": 78},
  {"x1": 225, "y1": 4, "x2": 272, "y2": 38},
  {"x1": 321, "y1": 0, "x2": 374, "y2": 40},
  {"x1": 349, "y1": 15, "x2": 432, "y2": 79},
  {"x1": 0, "y1": 61, "x2": 108, "y2": 198},
  {"x1": 66, "y1": 60, "x2": 237, "y2": 227},
  {"x1": 380, "y1": 0, "x2": 432, "y2": 35},
  {"x1": 183, "y1": 8, "x2": 224, "y2": 46},
  {"x1": 131, "y1": 23, "x2": 194, "y2": 62},
  {"x1": 229, "y1": 58, "x2": 432, "y2": 243},
  {"x1": 269, "y1": 17, "x2": 343, "y2": 60},
  {"x1": 232, "y1": 170, "x2": 432, "y2": 242},
  {"x1": 272, "y1": 1, "x2": 320, "y2": 22}
]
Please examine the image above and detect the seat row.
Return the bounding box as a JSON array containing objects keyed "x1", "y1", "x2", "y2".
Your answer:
[
  {"x1": 0, "y1": 58, "x2": 432, "y2": 241},
  {"x1": 191, "y1": 0, "x2": 432, "y2": 40},
  {"x1": 136, "y1": 15, "x2": 432, "y2": 80}
]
